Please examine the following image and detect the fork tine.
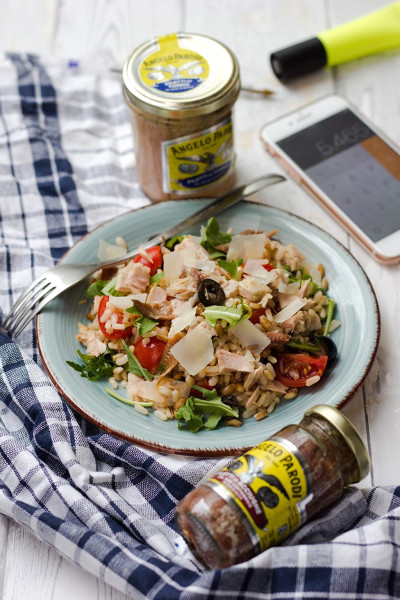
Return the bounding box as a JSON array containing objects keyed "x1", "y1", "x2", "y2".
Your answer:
[
  {"x1": 7, "y1": 285, "x2": 62, "y2": 337},
  {"x1": 2, "y1": 279, "x2": 54, "y2": 331},
  {"x1": 2, "y1": 274, "x2": 51, "y2": 329}
]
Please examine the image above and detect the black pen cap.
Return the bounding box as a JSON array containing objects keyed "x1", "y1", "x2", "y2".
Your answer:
[{"x1": 270, "y1": 37, "x2": 327, "y2": 81}]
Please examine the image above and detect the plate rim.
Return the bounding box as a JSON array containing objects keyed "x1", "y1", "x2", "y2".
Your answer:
[{"x1": 36, "y1": 199, "x2": 380, "y2": 456}]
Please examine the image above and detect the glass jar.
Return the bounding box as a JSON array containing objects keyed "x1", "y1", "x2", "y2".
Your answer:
[
  {"x1": 175, "y1": 404, "x2": 370, "y2": 569},
  {"x1": 122, "y1": 33, "x2": 240, "y2": 202}
]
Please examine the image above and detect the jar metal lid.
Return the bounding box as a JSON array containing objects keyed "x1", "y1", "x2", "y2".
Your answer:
[
  {"x1": 305, "y1": 404, "x2": 370, "y2": 481},
  {"x1": 123, "y1": 32, "x2": 240, "y2": 119}
]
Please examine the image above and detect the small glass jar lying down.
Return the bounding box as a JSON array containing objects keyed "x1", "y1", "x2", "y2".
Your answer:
[
  {"x1": 175, "y1": 404, "x2": 370, "y2": 570},
  {"x1": 122, "y1": 33, "x2": 240, "y2": 202}
]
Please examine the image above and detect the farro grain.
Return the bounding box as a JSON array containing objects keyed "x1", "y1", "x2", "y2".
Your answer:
[
  {"x1": 254, "y1": 410, "x2": 268, "y2": 421},
  {"x1": 108, "y1": 377, "x2": 118, "y2": 389},
  {"x1": 225, "y1": 419, "x2": 242, "y2": 427}
]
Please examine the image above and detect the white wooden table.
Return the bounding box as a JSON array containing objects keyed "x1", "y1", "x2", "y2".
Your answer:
[{"x1": 0, "y1": 1, "x2": 399, "y2": 598}]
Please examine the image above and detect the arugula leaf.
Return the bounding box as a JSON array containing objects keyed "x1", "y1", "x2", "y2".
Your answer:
[
  {"x1": 166, "y1": 235, "x2": 184, "y2": 250},
  {"x1": 136, "y1": 316, "x2": 158, "y2": 336},
  {"x1": 150, "y1": 271, "x2": 164, "y2": 284},
  {"x1": 176, "y1": 386, "x2": 239, "y2": 433},
  {"x1": 121, "y1": 340, "x2": 153, "y2": 380},
  {"x1": 125, "y1": 305, "x2": 158, "y2": 335},
  {"x1": 105, "y1": 386, "x2": 154, "y2": 407},
  {"x1": 157, "y1": 362, "x2": 166, "y2": 376},
  {"x1": 86, "y1": 280, "x2": 110, "y2": 298},
  {"x1": 66, "y1": 349, "x2": 114, "y2": 380},
  {"x1": 200, "y1": 218, "x2": 232, "y2": 258},
  {"x1": 203, "y1": 304, "x2": 246, "y2": 327},
  {"x1": 217, "y1": 258, "x2": 243, "y2": 279},
  {"x1": 285, "y1": 338, "x2": 322, "y2": 353},
  {"x1": 125, "y1": 305, "x2": 141, "y2": 315},
  {"x1": 176, "y1": 399, "x2": 204, "y2": 432}
]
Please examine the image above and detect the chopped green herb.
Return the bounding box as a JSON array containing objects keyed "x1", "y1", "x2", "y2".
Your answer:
[
  {"x1": 285, "y1": 338, "x2": 321, "y2": 353},
  {"x1": 105, "y1": 386, "x2": 154, "y2": 408},
  {"x1": 157, "y1": 362, "x2": 166, "y2": 376},
  {"x1": 176, "y1": 386, "x2": 239, "y2": 432},
  {"x1": 66, "y1": 349, "x2": 114, "y2": 380},
  {"x1": 281, "y1": 267, "x2": 322, "y2": 296},
  {"x1": 150, "y1": 271, "x2": 164, "y2": 284},
  {"x1": 122, "y1": 340, "x2": 153, "y2": 380},
  {"x1": 200, "y1": 217, "x2": 232, "y2": 258},
  {"x1": 323, "y1": 299, "x2": 335, "y2": 336},
  {"x1": 217, "y1": 257, "x2": 243, "y2": 279},
  {"x1": 166, "y1": 235, "x2": 184, "y2": 250},
  {"x1": 86, "y1": 280, "x2": 110, "y2": 298}
]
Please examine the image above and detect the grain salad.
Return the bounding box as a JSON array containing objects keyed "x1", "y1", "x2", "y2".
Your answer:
[{"x1": 67, "y1": 218, "x2": 339, "y2": 432}]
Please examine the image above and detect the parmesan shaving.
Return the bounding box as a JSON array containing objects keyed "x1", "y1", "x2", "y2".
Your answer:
[
  {"x1": 169, "y1": 307, "x2": 196, "y2": 338},
  {"x1": 305, "y1": 263, "x2": 322, "y2": 286},
  {"x1": 226, "y1": 234, "x2": 266, "y2": 261},
  {"x1": 170, "y1": 325, "x2": 214, "y2": 375},
  {"x1": 274, "y1": 298, "x2": 306, "y2": 323},
  {"x1": 107, "y1": 296, "x2": 134, "y2": 310},
  {"x1": 243, "y1": 259, "x2": 277, "y2": 284},
  {"x1": 97, "y1": 239, "x2": 127, "y2": 262},
  {"x1": 184, "y1": 257, "x2": 216, "y2": 273},
  {"x1": 163, "y1": 247, "x2": 195, "y2": 284},
  {"x1": 230, "y1": 319, "x2": 270, "y2": 356}
]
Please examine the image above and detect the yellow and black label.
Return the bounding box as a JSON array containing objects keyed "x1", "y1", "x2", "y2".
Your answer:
[
  {"x1": 208, "y1": 439, "x2": 312, "y2": 551},
  {"x1": 139, "y1": 33, "x2": 210, "y2": 94},
  {"x1": 161, "y1": 117, "x2": 234, "y2": 193}
]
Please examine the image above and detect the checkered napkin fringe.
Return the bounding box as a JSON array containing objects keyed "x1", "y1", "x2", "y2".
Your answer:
[{"x1": 0, "y1": 52, "x2": 400, "y2": 599}]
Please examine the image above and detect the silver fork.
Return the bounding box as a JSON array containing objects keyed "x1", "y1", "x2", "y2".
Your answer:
[{"x1": 2, "y1": 173, "x2": 285, "y2": 337}]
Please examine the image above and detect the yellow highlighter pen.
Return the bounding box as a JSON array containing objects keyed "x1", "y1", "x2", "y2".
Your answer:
[{"x1": 270, "y1": 2, "x2": 400, "y2": 80}]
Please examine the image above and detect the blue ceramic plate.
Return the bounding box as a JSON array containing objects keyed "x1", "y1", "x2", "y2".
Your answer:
[{"x1": 37, "y1": 201, "x2": 380, "y2": 456}]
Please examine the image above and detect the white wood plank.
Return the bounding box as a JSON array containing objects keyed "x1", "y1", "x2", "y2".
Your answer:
[
  {"x1": 0, "y1": 515, "x2": 10, "y2": 599},
  {"x1": 3, "y1": 521, "x2": 132, "y2": 600},
  {"x1": 0, "y1": 0, "x2": 57, "y2": 55},
  {"x1": 50, "y1": 0, "x2": 184, "y2": 66}
]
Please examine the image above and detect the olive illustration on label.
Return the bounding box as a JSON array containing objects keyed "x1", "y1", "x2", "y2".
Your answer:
[
  {"x1": 256, "y1": 486, "x2": 280, "y2": 509},
  {"x1": 178, "y1": 163, "x2": 199, "y2": 174},
  {"x1": 259, "y1": 474, "x2": 290, "y2": 500}
]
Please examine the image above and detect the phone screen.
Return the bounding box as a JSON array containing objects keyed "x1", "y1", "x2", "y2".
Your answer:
[{"x1": 276, "y1": 109, "x2": 400, "y2": 243}]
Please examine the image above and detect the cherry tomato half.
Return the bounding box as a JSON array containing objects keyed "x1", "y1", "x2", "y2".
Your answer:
[
  {"x1": 98, "y1": 295, "x2": 132, "y2": 339},
  {"x1": 133, "y1": 245, "x2": 163, "y2": 276},
  {"x1": 275, "y1": 352, "x2": 328, "y2": 387},
  {"x1": 262, "y1": 263, "x2": 274, "y2": 272},
  {"x1": 249, "y1": 308, "x2": 266, "y2": 324},
  {"x1": 134, "y1": 337, "x2": 166, "y2": 373}
]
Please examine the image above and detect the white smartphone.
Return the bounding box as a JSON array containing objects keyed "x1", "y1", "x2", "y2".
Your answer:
[{"x1": 260, "y1": 94, "x2": 400, "y2": 264}]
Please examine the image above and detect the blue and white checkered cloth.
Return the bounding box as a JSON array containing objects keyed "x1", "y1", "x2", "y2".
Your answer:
[{"x1": 1, "y1": 52, "x2": 400, "y2": 599}]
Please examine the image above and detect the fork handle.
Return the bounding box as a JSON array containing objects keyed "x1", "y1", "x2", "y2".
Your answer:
[{"x1": 96, "y1": 173, "x2": 285, "y2": 269}]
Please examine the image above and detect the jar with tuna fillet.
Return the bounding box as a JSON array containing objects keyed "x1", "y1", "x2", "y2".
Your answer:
[
  {"x1": 175, "y1": 404, "x2": 370, "y2": 569},
  {"x1": 122, "y1": 32, "x2": 240, "y2": 202}
]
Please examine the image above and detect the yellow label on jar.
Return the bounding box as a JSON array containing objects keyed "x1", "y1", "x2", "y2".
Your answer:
[
  {"x1": 139, "y1": 33, "x2": 210, "y2": 93},
  {"x1": 161, "y1": 117, "x2": 234, "y2": 193},
  {"x1": 208, "y1": 439, "x2": 312, "y2": 551}
]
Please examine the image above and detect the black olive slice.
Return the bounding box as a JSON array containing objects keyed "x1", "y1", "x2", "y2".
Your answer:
[
  {"x1": 318, "y1": 335, "x2": 338, "y2": 365},
  {"x1": 198, "y1": 278, "x2": 226, "y2": 306},
  {"x1": 221, "y1": 394, "x2": 239, "y2": 411}
]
